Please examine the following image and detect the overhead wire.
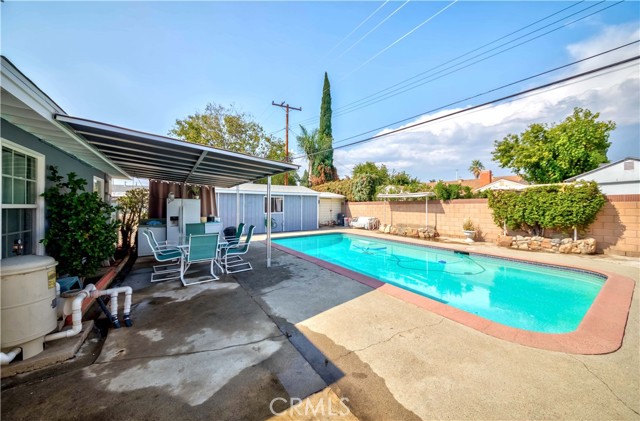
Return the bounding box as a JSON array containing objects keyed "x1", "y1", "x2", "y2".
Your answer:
[
  {"x1": 330, "y1": 0, "x2": 620, "y2": 119},
  {"x1": 335, "y1": 0, "x2": 411, "y2": 60},
  {"x1": 331, "y1": 40, "x2": 639, "y2": 146},
  {"x1": 291, "y1": 55, "x2": 639, "y2": 159},
  {"x1": 340, "y1": 0, "x2": 459, "y2": 80},
  {"x1": 293, "y1": 0, "x2": 616, "y2": 127}
]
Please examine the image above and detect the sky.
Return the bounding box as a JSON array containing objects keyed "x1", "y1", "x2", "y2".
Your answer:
[{"x1": 1, "y1": 1, "x2": 639, "y2": 182}]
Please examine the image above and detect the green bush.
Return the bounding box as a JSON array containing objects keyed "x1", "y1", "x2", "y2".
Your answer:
[
  {"x1": 351, "y1": 174, "x2": 379, "y2": 202},
  {"x1": 487, "y1": 181, "x2": 605, "y2": 235},
  {"x1": 41, "y1": 166, "x2": 120, "y2": 279},
  {"x1": 433, "y1": 182, "x2": 474, "y2": 200},
  {"x1": 313, "y1": 179, "x2": 354, "y2": 201}
]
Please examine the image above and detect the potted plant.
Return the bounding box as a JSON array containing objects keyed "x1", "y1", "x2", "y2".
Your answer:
[
  {"x1": 462, "y1": 218, "x2": 476, "y2": 243},
  {"x1": 189, "y1": 185, "x2": 201, "y2": 199}
]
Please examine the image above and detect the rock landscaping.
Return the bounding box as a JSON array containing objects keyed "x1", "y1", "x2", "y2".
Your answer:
[{"x1": 496, "y1": 235, "x2": 597, "y2": 254}]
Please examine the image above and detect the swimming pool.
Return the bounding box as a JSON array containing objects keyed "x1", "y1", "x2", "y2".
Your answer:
[{"x1": 273, "y1": 233, "x2": 606, "y2": 334}]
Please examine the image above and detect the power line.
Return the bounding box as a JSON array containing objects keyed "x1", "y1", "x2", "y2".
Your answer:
[
  {"x1": 332, "y1": 40, "x2": 639, "y2": 146},
  {"x1": 336, "y1": 0, "x2": 411, "y2": 60},
  {"x1": 294, "y1": 0, "x2": 614, "y2": 127},
  {"x1": 330, "y1": 0, "x2": 619, "y2": 119},
  {"x1": 325, "y1": 1, "x2": 391, "y2": 58},
  {"x1": 293, "y1": 55, "x2": 639, "y2": 159},
  {"x1": 340, "y1": 0, "x2": 459, "y2": 80}
]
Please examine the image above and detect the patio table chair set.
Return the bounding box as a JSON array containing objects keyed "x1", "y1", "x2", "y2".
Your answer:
[{"x1": 141, "y1": 222, "x2": 256, "y2": 286}]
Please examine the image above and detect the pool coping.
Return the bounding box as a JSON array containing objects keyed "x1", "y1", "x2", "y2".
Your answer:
[{"x1": 270, "y1": 232, "x2": 635, "y2": 355}]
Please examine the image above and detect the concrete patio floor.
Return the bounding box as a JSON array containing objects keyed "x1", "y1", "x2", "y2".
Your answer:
[{"x1": 2, "y1": 228, "x2": 638, "y2": 420}]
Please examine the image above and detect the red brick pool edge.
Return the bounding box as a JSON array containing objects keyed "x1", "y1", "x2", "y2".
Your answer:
[{"x1": 271, "y1": 242, "x2": 635, "y2": 355}]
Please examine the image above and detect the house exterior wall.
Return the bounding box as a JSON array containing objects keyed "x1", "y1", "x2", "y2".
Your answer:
[
  {"x1": 573, "y1": 160, "x2": 640, "y2": 195},
  {"x1": 217, "y1": 192, "x2": 318, "y2": 235},
  {"x1": 2, "y1": 119, "x2": 106, "y2": 191},
  {"x1": 346, "y1": 195, "x2": 640, "y2": 257}
]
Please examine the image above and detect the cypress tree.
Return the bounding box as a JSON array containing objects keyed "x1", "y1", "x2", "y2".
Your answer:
[{"x1": 316, "y1": 72, "x2": 337, "y2": 182}]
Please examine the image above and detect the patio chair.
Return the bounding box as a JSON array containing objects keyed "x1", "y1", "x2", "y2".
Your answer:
[
  {"x1": 180, "y1": 233, "x2": 220, "y2": 286},
  {"x1": 146, "y1": 229, "x2": 177, "y2": 248},
  {"x1": 225, "y1": 222, "x2": 245, "y2": 246},
  {"x1": 141, "y1": 230, "x2": 182, "y2": 282},
  {"x1": 223, "y1": 225, "x2": 255, "y2": 274},
  {"x1": 185, "y1": 223, "x2": 206, "y2": 238}
]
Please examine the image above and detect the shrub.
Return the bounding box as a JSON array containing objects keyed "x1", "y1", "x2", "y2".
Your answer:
[
  {"x1": 487, "y1": 181, "x2": 605, "y2": 236},
  {"x1": 313, "y1": 179, "x2": 354, "y2": 201},
  {"x1": 351, "y1": 174, "x2": 379, "y2": 202},
  {"x1": 41, "y1": 166, "x2": 120, "y2": 279}
]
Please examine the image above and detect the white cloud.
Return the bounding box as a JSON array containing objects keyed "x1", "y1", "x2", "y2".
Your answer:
[{"x1": 334, "y1": 23, "x2": 640, "y2": 181}]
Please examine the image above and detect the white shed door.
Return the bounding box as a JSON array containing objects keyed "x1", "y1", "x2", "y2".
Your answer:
[{"x1": 319, "y1": 199, "x2": 343, "y2": 225}]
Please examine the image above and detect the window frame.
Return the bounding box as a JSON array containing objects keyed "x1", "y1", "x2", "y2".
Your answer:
[
  {"x1": 1, "y1": 138, "x2": 45, "y2": 257},
  {"x1": 263, "y1": 195, "x2": 284, "y2": 214}
]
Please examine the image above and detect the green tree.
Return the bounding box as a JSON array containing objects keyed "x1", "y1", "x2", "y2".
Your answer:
[
  {"x1": 296, "y1": 125, "x2": 320, "y2": 177},
  {"x1": 352, "y1": 161, "x2": 389, "y2": 182},
  {"x1": 117, "y1": 188, "x2": 149, "y2": 251},
  {"x1": 311, "y1": 72, "x2": 338, "y2": 184},
  {"x1": 492, "y1": 108, "x2": 615, "y2": 183},
  {"x1": 300, "y1": 170, "x2": 310, "y2": 187},
  {"x1": 170, "y1": 103, "x2": 286, "y2": 159},
  {"x1": 468, "y1": 160, "x2": 485, "y2": 178}
]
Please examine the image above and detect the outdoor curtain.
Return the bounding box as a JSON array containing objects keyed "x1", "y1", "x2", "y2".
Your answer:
[{"x1": 148, "y1": 180, "x2": 217, "y2": 219}]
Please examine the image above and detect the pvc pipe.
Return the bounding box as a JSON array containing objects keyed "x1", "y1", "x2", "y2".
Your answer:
[
  {"x1": 44, "y1": 284, "x2": 94, "y2": 342},
  {"x1": 1, "y1": 348, "x2": 22, "y2": 365}
]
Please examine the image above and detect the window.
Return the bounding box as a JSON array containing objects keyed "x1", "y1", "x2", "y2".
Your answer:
[
  {"x1": 264, "y1": 196, "x2": 284, "y2": 213},
  {"x1": 93, "y1": 176, "x2": 105, "y2": 199},
  {"x1": 1, "y1": 142, "x2": 44, "y2": 259}
]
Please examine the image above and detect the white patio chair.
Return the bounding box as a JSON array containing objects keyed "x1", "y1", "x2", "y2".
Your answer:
[
  {"x1": 141, "y1": 230, "x2": 182, "y2": 282},
  {"x1": 180, "y1": 233, "x2": 220, "y2": 286}
]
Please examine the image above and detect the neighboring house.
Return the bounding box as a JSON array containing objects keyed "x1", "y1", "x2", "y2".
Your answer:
[
  {"x1": 1, "y1": 57, "x2": 127, "y2": 259},
  {"x1": 564, "y1": 157, "x2": 640, "y2": 195},
  {"x1": 426, "y1": 170, "x2": 528, "y2": 192},
  {"x1": 318, "y1": 192, "x2": 345, "y2": 226},
  {"x1": 475, "y1": 178, "x2": 530, "y2": 192},
  {"x1": 215, "y1": 183, "x2": 319, "y2": 234}
]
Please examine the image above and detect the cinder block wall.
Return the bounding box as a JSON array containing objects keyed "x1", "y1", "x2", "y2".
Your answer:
[{"x1": 346, "y1": 194, "x2": 639, "y2": 257}]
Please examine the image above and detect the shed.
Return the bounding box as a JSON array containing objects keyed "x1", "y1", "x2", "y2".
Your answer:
[
  {"x1": 318, "y1": 192, "x2": 345, "y2": 226},
  {"x1": 564, "y1": 157, "x2": 640, "y2": 195},
  {"x1": 216, "y1": 184, "x2": 319, "y2": 234}
]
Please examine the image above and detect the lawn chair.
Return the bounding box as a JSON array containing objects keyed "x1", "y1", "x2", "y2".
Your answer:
[
  {"x1": 180, "y1": 233, "x2": 220, "y2": 286},
  {"x1": 223, "y1": 225, "x2": 255, "y2": 274},
  {"x1": 141, "y1": 230, "x2": 182, "y2": 282},
  {"x1": 185, "y1": 223, "x2": 206, "y2": 238}
]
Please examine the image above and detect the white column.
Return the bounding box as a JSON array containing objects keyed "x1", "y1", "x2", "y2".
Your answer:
[
  {"x1": 236, "y1": 185, "x2": 240, "y2": 226},
  {"x1": 267, "y1": 176, "x2": 272, "y2": 268},
  {"x1": 425, "y1": 195, "x2": 428, "y2": 227}
]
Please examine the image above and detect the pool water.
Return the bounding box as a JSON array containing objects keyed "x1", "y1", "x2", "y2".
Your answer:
[{"x1": 273, "y1": 233, "x2": 605, "y2": 333}]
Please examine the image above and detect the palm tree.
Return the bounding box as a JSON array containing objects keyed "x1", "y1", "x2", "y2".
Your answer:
[
  {"x1": 468, "y1": 160, "x2": 485, "y2": 178},
  {"x1": 296, "y1": 125, "x2": 319, "y2": 177}
]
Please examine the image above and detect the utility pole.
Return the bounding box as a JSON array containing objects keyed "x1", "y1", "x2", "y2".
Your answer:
[{"x1": 272, "y1": 101, "x2": 301, "y2": 185}]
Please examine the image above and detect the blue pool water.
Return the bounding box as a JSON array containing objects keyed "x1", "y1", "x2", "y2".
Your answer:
[{"x1": 273, "y1": 233, "x2": 605, "y2": 333}]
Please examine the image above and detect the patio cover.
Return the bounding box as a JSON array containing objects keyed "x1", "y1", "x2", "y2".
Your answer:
[
  {"x1": 377, "y1": 192, "x2": 435, "y2": 227},
  {"x1": 54, "y1": 115, "x2": 298, "y2": 188}
]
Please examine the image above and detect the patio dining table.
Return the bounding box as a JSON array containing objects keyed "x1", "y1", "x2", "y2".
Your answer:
[{"x1": 178, "y1": 235, "x2": 229, "y2": 274}]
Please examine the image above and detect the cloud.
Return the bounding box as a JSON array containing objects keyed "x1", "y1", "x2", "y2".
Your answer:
[{"x1": 334, "y1": 23, "x2": 640, "y2": 181}]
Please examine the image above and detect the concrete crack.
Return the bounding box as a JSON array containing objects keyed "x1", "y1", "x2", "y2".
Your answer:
[
  {"x1": 93, "y1": 333, "x2": 284, "y2": 365},
  {"x1": 569, "y1": 355, "x2": 639, "y2": 416},
  {"x1": 336, "y1": 318, "x2": 444, "y2": 361}
]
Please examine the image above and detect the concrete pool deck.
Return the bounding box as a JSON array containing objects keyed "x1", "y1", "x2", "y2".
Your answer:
[{"x1": 2, "y1": 228, "x2": 638, "y2": 420}]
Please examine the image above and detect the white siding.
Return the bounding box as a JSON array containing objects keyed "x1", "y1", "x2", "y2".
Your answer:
[{"x1": 319, "y1": 198, "x2": 343, "y2": 225}]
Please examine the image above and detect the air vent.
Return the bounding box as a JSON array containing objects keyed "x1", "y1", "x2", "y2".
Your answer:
[{"x1": 624, "y1": 160, "x2": 634, "y2": 170}]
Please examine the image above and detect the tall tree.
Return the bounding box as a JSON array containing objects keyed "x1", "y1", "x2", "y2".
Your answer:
[
  {"x1": 170, "y1": 103, "x2": 285, "y2": 158},
  {"x1": 492, "y1": 108, "x2": 615, "y2": 184},
  {"x1": 311, "y1": 72, "x2": 338, "y2": 185},
  {"x1": 468, "y1": 160, "x2": 485, "y2": 178}
]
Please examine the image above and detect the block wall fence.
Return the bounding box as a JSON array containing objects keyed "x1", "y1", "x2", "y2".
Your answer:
[{"x1": 345, "y1": 194, "x2": 639, "y2": 257}]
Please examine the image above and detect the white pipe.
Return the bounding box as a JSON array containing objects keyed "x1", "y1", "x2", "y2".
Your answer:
[
  {"x1": 267, "y1": 176, "x2": 272, "y2": 268},
  {"x1": 44, "y1": 284, "x2": 95, "y2": 342},
  {"x1": 1, "y1": 348, "x2": 22, "y2": 365}
]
